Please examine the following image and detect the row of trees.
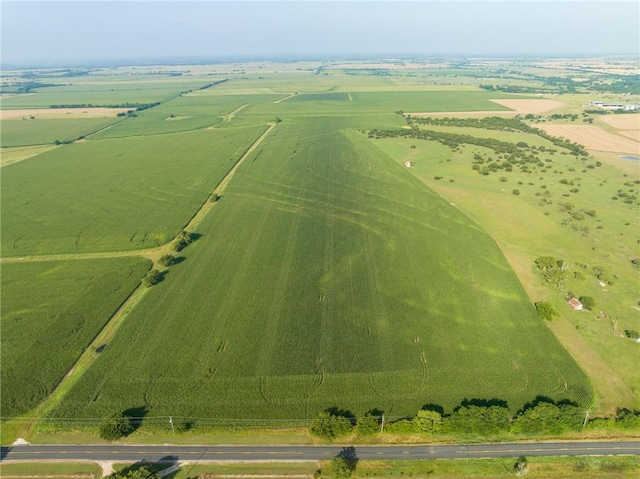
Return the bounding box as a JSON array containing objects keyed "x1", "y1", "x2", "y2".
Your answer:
[
  {"x1": 50, "y1": 102, "x2": 161, "y2": 110},
  {"x1": 310, "y1": 399, "x2": 640, "y2": 440},
  {"x1": 402, "y1": 115, "x2": 589, "y2": 157}
]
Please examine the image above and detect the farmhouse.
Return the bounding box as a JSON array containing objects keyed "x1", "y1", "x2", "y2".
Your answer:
[{"x1": 568, "y1": 297, "x2": 583, "y2": 310}]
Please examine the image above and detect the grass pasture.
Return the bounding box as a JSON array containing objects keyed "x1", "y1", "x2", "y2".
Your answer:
[
  {"x1": 51, "y1": 117, "x2": 592, "y2": 423},
  {"x1": 1, "y1": 125, "x2": 267, "y2": 256},
  {"x1": 370, "y1": 126, "x2": 640, "y2": 410},
  {"x1": 0, "y1": 117, "x2": 122, "y2": 146},
  {"x1": 0, "y1": 257, "x2": 151, "y2": 418}
]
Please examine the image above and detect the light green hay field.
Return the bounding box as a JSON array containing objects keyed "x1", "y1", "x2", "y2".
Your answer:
[
  {"x1": 0, "y1": 257, "x2": 151, "y2": 418},
  {"x1": 51, "y1": 117, "x2": 592, "y2": 422},
  {"x1": 1, "y1": 125, "x2": 266, "y2": 255}
]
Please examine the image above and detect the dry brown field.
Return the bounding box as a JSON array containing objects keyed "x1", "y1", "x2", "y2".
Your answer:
[
  {"x1": 539, "y1": 124, "x2": 640, "y2": 154},
  {"x1": 601, "y1": 113, "x2": 640, "y2": 130},
  {"x1": 490, "y1": 98, "x2": 565, "y2": 114},
  {"x1": 409, "y1": 98, "x2": 565, "y2": 118},
  {"x1": 0, "y1": 107, "x2": 131, "y2": 120},
  {"x1": 538, "y1": 125, "x2": 640, "y2": 155}
]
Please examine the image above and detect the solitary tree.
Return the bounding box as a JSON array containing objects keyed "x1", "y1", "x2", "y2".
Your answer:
[
  {"x1": 535, "y1": 302, "x2": 559, "y2": 321},
  {"x1": 579, "y1": 296, "x2": 595, "y2": 310},
  {"x1": 99, "y1": 412, "x2": 134, "y2": 440},
  {"x1": 142, "y1": 269, "x2": 162, "y2": 287},
  {"x1": 331, "y1": 447, "x2": 358, "y2": 478}
]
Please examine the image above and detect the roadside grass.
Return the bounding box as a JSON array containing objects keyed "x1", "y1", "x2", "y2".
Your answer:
[
  {"x1": 1, "y1": 125, "x2": 267, "y2": 256},
  {"x1": 344, "y1": 455, "x2": 640, "y2": 478},
  {"x1": 0, "y1": 462, "x2": 102, "y2": 477},
  {"x1": 369, "y1": 130, "x2": 640, "y2": 411},
  {"x1": 49, "y1": 116, "x2": 591, "y2": 423},
  {"x1": 0, "y1": 118, "x2": 123, "y2": 147},
  {"x1": 0, "y1": 258, "x2": 151, "y2": 420}
]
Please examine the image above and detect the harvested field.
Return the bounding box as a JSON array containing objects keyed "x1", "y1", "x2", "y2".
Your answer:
[
  {"x1": 600, "y1": 113, "x2": 640, "y2": 130},
  {"x1": 0, "y1": 108, "x2": 132, "y2": 120},
  {"x1": 490, "y1": 99, "x2": 565, "y2": 114},
  {"x1": 409, "y1": 99, "x2": 565, "y2": 117},
  {"x1": 538, "y1": 124, "x2": 640, "y2": 154}
]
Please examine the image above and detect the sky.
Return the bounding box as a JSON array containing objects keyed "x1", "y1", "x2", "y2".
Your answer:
[{"x1": 1, "y1": 1, "x2": 639, "y2": 66}]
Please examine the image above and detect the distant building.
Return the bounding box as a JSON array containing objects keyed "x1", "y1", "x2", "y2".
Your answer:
[
  {"x1": 568, "y1": 298, "x2": 583, "y2": 310},
  {"x1": 602, "y1": 104, "x2": 624, "y2": 110}
]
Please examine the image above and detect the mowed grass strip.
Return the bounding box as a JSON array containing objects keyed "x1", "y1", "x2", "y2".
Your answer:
[
  {"x1": 1, "y1": 125, "x2": 267, "y2": 256},
  {"x1": 0, "y1": 257, "x2": 151, "y2": 418},
  {"x1": 52, "y1": 117, "x2": 592, "y2": 422}
]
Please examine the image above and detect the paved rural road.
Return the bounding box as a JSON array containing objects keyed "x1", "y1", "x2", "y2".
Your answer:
[{"x1": 2, "y1": 441, "x2": 639, "y2": 462}]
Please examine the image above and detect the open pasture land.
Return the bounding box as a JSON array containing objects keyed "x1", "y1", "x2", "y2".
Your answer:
[
  {"x1": 91, "y1": 93, "x2": 282, "y2": 139},
  {"x1": 370, "y1": 126, "x2": 640, "y2": 410},
  {"x1": 538, "y1": 124, "x2": 640, "y2": 154},
  {"x1": 1, "y1": 125, "x2": 267, "y2": 256},
  {"x1": 0, "y1": 117, "x2": 123, "y2": 147},
  {"x1": 0, "y1": 257, "x2": 150, "y2": 418},
  {"x1": 52, "y1": 117, "x2": 592, "y2": 422}
]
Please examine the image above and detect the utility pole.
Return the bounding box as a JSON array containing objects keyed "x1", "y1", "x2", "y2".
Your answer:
[
  {"x1": 380, "y1": 414, "x2": 385, "y2": 433},
  {"x1": 169, "y1": 416, "x2": 175, "y2": 435}
]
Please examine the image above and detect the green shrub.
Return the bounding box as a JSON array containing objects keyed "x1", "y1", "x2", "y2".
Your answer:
[
  {"x1": 310, "y1": 411, "x2": 353, "y2": 440},
  {"x1": 99, "y1": 412, "x2": 134, "y2": 440}
]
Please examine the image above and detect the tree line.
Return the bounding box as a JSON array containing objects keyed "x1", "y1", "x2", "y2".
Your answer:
[{"x1": 309, "y1": 398, "x2": 640, "y2": 440}]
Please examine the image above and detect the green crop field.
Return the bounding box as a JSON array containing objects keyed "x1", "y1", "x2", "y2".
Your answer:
[
  {"x1": 0, "y1": 77, "x2": 217, "y2": 109},
  {"x1": 91, "y1": 93, "x2": 282, "y2": 139},
  {"x1": 51, "y1": 116, "x2": 592, "y2": 422},
  {"x1": 0, "y1": 257, "x2": 150, "y2": 418},
  {"x1": 4, "y1": 62, "x2": 638, "y2": 436},
  {"x1": 0, "y1": 117, "x2": 123, "y2": 147},
  {"x1": 1, "y1": 124, "x2": 267, "y2": 255}
]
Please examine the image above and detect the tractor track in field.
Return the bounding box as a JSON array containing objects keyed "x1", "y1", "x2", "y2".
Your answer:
[{"x1": 4, "y1": 123, "x2": 278, "y2": 438}]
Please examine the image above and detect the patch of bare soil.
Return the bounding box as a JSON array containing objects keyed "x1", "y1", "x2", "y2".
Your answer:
[
  {"x1": 408, "y1": 99, "x2": 565, "y2": 117},
  {"x1": 1, "y1": 108, "x2": 132, "y2": 120},
  {"x1": 538, "y1": 124, "x2": 640, "y2": 154},
  {"x1": 489, "y1": 98, "x2": 565, "y2": 114},
  {"x1": 601, "y1": 113, "x2": 640, "y2": 130}
]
